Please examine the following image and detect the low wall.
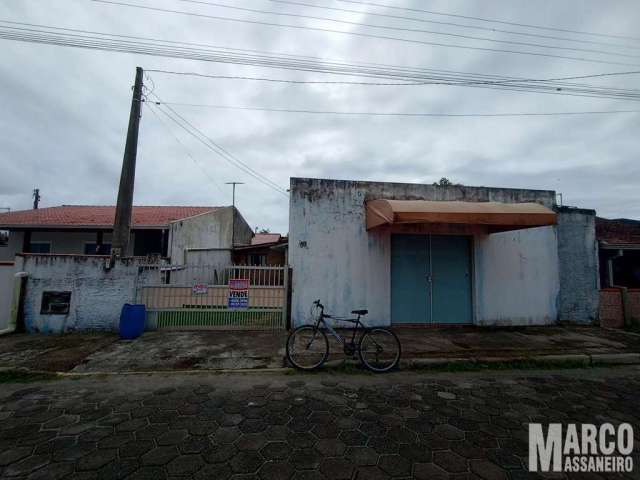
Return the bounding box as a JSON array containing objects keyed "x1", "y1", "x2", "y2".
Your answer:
[
  {"x1": 0, "y1": 262, "x2": 15, "y2": 332},
  {"x1": 599, "y1": 289, "x2": 624, "y2": 328},
  {"x1": 598, "y1": 288, "x2": 640, "y2": 328},
  {"x1": 629, "y1": 289, "x2": 640, "y2": 325},
  {"x1": 16, "y1": 255, "x2": 143, "y2": 333}
]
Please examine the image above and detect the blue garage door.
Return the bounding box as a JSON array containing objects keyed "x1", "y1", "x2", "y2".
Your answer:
[{"x1": 391, "y1": 234, "x2": 472, "y2": 325}]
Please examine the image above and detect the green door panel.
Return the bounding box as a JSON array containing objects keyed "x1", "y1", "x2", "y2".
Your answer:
[
  {"x1": 391, "y1": 235, "x2": 430, "y2": 324},
  {"x1": 430, "y1": 235, "x2": 473, "y2": 324}
]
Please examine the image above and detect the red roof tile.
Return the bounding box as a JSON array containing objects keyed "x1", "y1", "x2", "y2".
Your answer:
[
  {"x1": 251, "y1": 233, "x2": 282, "y2": 245},
  {"x1": 0, "y1": 205, "x2": 218, "y2": 228},
  {"x1": 597, "y1": 217, "x2": 640, "y2": 245}
]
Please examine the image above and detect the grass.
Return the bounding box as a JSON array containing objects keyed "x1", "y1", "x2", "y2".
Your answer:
[{"x1": 0, "y1": 369, "x2": 59, "y2": 384}]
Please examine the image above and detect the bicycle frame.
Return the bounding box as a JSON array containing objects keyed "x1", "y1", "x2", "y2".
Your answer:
[{"x1": 313, "y1": 304, "x2": 364, "y2": 347}]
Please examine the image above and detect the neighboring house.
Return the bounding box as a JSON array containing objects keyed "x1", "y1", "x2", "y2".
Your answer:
[
  {"x1": 233, "y1": 233, "x2": 288, "y2": 266},
  {"x1": 597, "y1": 217, "x2": 640, "y2": 288},
  {"x1": 0, "y1": 205, "x2": 253, "y2": 263},
  {"x1": 289, "y1": 177, "x2": 599, "y2": 327},
  {"x1": 168, "y1": 207, "x2": 253, "y2": 266}
]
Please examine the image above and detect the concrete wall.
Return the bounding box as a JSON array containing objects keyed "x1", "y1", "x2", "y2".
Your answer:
[
  {"x1": 16, "y1": 254, "x2": 144, "y2": 333},
  {"x1": 0, "y1": 262, "x2": 15, "y2": 332},
  {"x1": 183, "y1": 249, "x2": 232, "y2": 270},
  {"x1": 168, "y1": 207, "x2": 252, "y2": 264},
  {"x1": 0, "y1": 231, "x2": 23, "y2": 261},
  {"x1": 474, "y1": 227, "x2": 559, "y2": 325},
  {"x1": 289, "y1": 177, "x2": 560, "y2": 327},
  {"x1": 556, "y1": 207, "x2": 599, "y2": 323}
]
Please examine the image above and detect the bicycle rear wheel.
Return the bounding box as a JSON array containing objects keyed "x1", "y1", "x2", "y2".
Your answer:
[
  {"x1": 286, "y1": 325, "x2": 329, "y2": 371},
  {"x1": 358, "y1": 328, "x2": 401, "y2": 372}
]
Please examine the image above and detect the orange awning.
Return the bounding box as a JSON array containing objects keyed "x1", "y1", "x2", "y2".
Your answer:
[{"x1": 366, "y1": 199, "x2": 557, "y2": 232}]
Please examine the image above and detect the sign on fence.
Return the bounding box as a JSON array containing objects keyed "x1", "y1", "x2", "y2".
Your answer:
[
  {"x1": 228, "y1": 278, "x2": 249, "y2": 309},
  {"x1": 192, "y1": 284, "x2": 208, "y2": 295}
]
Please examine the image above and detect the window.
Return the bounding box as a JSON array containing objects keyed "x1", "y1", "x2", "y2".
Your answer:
[
  {"x1": 29, "y1": 242, "x2": 51, "y2": 253},
  {"x1": 84, "y1": 243, "x2": 112, "y2": 255},
  {"x1": 249, "y1": 254, "x2": 267, "y2": 266},
  {"x1": 41, "y1": 291, "x2": 71, "y2": 315},
  {"x1": 0, "y1": 230, "x2": 8, "y2": 247}
]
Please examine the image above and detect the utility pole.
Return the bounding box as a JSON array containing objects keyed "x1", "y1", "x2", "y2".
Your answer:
[
  {"x1": 112, "y1": 67, "x2": 144, "y2": 258},
  {"x1": 226, "y1": 182, "x2": 244, "y2": 247},
  {"x1": 32, "y1": 189, "x2": 40, "y2": 209}
]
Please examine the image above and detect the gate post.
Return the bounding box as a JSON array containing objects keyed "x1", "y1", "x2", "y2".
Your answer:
[{"x1": 282, "y1": 265, "x2": 289, "y2": 330}]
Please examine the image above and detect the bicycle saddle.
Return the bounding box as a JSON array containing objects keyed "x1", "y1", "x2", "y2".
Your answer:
[{"x1": 351, "y1": 309, "x2": 368, "y2": 315}]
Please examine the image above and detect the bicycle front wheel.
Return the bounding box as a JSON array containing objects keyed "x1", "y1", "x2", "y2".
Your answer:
[
  {"x1": 286, "y1": 325, "x2": 329, "y2": 371},
  {"x1": 358, "y1": 328, "x2": 401, "y2": 373}
]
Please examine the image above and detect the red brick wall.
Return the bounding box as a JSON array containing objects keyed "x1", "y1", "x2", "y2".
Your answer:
[
  {"x1": 599, "y1": 289, "x2": 624, "y2": 328},
  {"x1": 629, "y1": 289, "x2": 640, "y2": 324}
]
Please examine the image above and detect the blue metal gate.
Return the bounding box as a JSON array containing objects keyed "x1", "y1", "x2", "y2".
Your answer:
[{"x1": 391, "y1": 234, "x2": 472, "y2": 325}]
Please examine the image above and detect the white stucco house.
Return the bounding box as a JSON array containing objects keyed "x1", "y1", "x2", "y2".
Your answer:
[{"x1": 289, "y1": 177, "x2": 599, "y2": 327}]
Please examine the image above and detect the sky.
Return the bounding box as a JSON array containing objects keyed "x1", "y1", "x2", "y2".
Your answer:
[{"x1": 1, "y1": 0, "x2": 639, "y2": 234}]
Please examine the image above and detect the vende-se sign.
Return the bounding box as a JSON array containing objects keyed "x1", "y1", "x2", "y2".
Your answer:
[{"x1": 228, "y1": 278, "x2": 250, "y2": 309}]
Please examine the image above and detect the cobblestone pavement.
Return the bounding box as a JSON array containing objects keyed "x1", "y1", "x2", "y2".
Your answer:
[{"x1": 1, "y1": 367, "x2": 639, "y2": 480}]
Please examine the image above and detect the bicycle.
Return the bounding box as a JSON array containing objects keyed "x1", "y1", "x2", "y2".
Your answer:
[{"x1": 286, "y1": 300, "x2": 401, "y2": 373}]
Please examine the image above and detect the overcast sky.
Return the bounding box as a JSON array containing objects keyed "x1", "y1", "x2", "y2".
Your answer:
[{"x1": 1, "y1": 0, "x2": 639, "y2": 233}]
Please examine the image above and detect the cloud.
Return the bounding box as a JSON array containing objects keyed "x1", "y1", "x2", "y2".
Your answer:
[{"x1": 0, "y1": 0, "x2": 639, "y2": 233}]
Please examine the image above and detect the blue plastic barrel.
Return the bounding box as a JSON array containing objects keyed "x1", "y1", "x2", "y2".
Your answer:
[{"x1": 119, "y1": 304, "x2": 146, "y2": 340}]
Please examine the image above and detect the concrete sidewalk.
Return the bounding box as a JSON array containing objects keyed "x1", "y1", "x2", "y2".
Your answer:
[{"x1": 2, "y1": 326, "x2": 640, "y2": 374}]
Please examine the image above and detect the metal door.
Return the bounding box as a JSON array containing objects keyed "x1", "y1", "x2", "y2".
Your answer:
[
  {"x1": 391, "y1": 234, "x2": 472, "y2": 325},
  {"x1": 391, "y1": 235, "x2": 431, "y2": 324},
  {"x1": 430, "y1": 235, "x2": 472, "y2": 324}
]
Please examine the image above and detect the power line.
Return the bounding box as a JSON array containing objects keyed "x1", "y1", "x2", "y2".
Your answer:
[
  {"x1": 146, "y1": 67, "x2": 640, "y2": 88},
  {"x1": 90, "y1": 0, "x2": 640, "y2": 68},
  {"x1": 145, "y1": 100, "x2": 226, "y2": 196},
  {"x1": 336, "y1": 0, "x2": 640, "y2": 43},
  {"x1": 265, "y1": 0, "x2": 639, "y2": 52},
  {"x1": 166, "y1": 0, "x2": 639, "y2": 59},
  {"x1": 151, "y1": 100, "x2": 640, "y2": 117},
  {"x1": 147, "y1": 91, "x2": 289, "y2": 196},
  {"x1": 2, "y1": 22, "x2": 639, "y2": 101}
]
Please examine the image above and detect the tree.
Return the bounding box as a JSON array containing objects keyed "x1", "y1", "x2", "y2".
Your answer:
[{"x1": 434, "y1": 177, "x2": 453, "y2": 186}]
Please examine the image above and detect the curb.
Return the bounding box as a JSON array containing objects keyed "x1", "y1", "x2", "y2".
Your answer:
[
  {"x1": 403, "y1": 352, "x2": 640, "y2": 369},
  {"x1": 3, "y1": 353, "x2": 640, "y2": 379}
]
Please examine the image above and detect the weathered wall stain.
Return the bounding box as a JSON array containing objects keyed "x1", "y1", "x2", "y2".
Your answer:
[{"x1": 289, "y1": 177, "x2": 572, "y2": 327}]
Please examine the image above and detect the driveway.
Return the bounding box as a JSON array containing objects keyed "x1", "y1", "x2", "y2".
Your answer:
[{"x1": 1, "y1": 367, "x2": 639, "y2": 479}]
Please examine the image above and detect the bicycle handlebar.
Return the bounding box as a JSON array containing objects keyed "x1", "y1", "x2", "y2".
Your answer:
[{"x1": 313, "y1": 299, "x2": 324, "y2": 310}]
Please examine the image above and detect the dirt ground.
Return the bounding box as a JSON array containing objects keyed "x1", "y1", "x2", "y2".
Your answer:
[{"x1": 0, "y1": 333, "x2": 118, "y2": 372}]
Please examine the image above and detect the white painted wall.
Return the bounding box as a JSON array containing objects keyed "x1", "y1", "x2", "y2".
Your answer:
[
  {"x1": 474, "y1": 227, "x2": 559, "y2": 325},
  {"x1": 0, "y1": 231, "x2": 23, "y2": 261},
  {"x1": 0, "y1": 262, "x2": 15, "y2": 332},
  {"x1": 18, "y1": 255, "x2": 141, "y2": 333},
  {"x1": 183, "y1": 249, "x2": 232, "y2": 270},
  {"x1": 168, "y1": 207, "x2": 252, "y2": 264},
  {"x1": 289, "y1": 178, "x2": 560, "y2": 327}
]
